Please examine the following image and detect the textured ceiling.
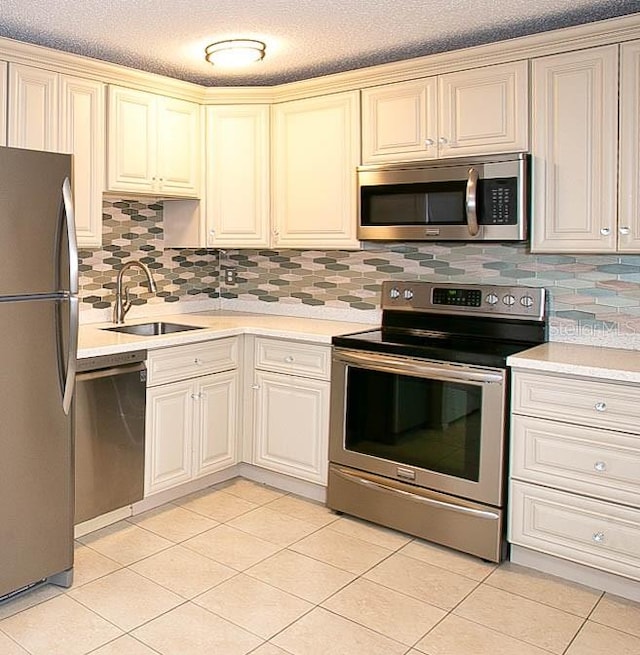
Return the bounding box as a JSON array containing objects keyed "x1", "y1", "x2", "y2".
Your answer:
[{"x1": 0, "y1": 1, "x2": 637, "y2": 86}]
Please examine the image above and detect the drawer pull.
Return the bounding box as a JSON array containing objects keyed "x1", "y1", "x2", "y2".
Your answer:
[
  {"x1": 594, "y1": 461, "x2": 607, "y2": 472},
  {"x1": 284, "y1": 355, "x2": 295, "y2": 363},
  {"x1": 194, "y1": 358, "x2": 203, "y2": 366},
  {"x1": 592, "y1": 531, "x2": 606, "y2": 544},
  {"x1": 594, "y1": 402, "x2": 607, "y2": 412}
]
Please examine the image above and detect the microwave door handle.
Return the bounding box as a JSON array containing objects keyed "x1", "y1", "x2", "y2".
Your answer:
[{"x1": 465, "y1": 167, "x2": 480, "y2": 237}]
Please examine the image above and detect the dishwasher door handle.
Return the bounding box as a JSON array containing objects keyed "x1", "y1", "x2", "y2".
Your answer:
[{"x1": 76, "y1": 361, "x2": 146, "y2": 382}]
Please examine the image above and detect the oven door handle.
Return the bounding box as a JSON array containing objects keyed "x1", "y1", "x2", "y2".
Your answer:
[
  {"x1": 334, "y1": 349, "x2": 504, "y2": 385},
  {"x1": 333, "y1": 467, "x2": 500, "y2": 521}
]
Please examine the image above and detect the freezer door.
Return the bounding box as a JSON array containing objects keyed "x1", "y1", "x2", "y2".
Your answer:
[
  {"x1": 0, "y1": 146, "x2": 72, "y2": 296},
  {"x1": 0, "y1": 298, "x2": 73, "y2": 597}
]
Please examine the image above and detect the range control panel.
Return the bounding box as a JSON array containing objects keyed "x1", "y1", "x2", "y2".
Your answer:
[{"x1": 382, "y1": 281, "x2": 546, "y2": 321}]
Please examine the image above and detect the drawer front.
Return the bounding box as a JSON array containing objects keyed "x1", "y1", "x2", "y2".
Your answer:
[
  {"x1": 509, "y1": 481, "x2": 640, "y2": 581},
  {"x1": 512, "y1": 371, "x2": 640, "y2": 433},
  {"x1": 511, "y1": 415, "x2": 640, "y2": 508},
  {"x1": 254, "y1": 337, "x2": 330, "y2": 380},
  {"x1": 148, "y1": 337, "x2": 238, "y2": 386}
]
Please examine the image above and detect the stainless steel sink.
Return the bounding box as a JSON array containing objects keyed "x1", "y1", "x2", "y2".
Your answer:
[{"x1": 103, "y1": 322, "x2": 204, "y2": 336}]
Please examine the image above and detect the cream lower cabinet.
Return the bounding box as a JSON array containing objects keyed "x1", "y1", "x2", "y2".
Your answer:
[
  {"x1": 509, "y1": 369, "x2": 640, "y2": 581},
  {"x1": 272, "y1": 91, "x2": 360, "y2": 249},
  {"x1": 107, "y1": 85, "x2": 201, "y2": 198},
  {"x1": 361, "y1": 61, "x2": 528, "y2": 164},
  {"x1": 7, "y1": 63, "x2": 105, "y2": 247},
  {"x1": 250, "y1": 337, "x2": 331, "y2": 485},
  {"x1": 145, "y1": 338, "x2": 239, "y2": 496}
]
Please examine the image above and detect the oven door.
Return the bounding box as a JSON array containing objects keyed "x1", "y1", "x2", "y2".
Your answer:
[{"x1": 329, "y1": 348, "x2": 507, "y2": 506}]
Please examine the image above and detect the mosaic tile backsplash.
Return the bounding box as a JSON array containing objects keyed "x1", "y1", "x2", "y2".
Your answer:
[{"x1": 80, "y1": 200, "x2": 640, "y2": 345}]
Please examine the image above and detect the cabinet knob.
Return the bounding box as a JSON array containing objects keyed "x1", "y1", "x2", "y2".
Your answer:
[
  {"x1": 592, "y1": 531, "x2": 606, "y2": 544},
  {"x1": 600, "y1": 227, "x2": 611, "y2": 236},
  {"x1": 191, "y1": 393, "x2": 200, "y2": 400},
  {"x1": 424, "y1": 138, "x2": 435, "y2": 147},
  {"x1": 252, "y1": 383, "x2": 260, "y2": 390},
  {"x1": 194, "y1": 358, "x2": 203, "y2": 366},
  {"x1": 594, "y1": 461, "x2": 607, "y2": 472},
  {"x1": 594, "y1": 401, "x2": 607, "y2": 412},
  {"x1": 438, "y1": 137, "x2": 448, "y2": 145},
  {"x1": 284, "y1": 355, "x2": 295, "y2": 363},
  {"x1": 619, "y1": 226, "x2": 631, "y2": 236}
]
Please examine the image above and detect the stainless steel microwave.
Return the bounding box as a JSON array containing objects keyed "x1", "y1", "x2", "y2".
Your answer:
[{"x1": 357, "y1": 152, "x2": 529, "y2": 241}]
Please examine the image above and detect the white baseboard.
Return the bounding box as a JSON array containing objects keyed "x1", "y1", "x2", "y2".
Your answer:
[{"x1": 510, "y1": 545, "x2": 640, "y2": 603}]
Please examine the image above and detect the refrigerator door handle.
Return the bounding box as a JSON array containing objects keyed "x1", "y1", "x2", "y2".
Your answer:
[
  {"x1": 61, "y1": 177, "x2": 79, "y2": 295},
  {"x1": 62, "y1": 296, "x2": 79, "y2": 415}
]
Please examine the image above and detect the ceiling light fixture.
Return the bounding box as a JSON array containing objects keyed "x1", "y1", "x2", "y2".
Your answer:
[{"x1": 205, "y1": 39, "x2": 266, "y2": 67}]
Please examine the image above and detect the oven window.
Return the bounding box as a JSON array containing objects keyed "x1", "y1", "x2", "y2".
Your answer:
[{"x1": 344, "y1": 367, "x2": 482, "y2": 481}]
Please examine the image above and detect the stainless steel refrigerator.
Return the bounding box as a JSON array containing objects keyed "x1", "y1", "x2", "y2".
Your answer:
[{"x1": 0, "y1": 146, "x2": 78, "y2": 599}]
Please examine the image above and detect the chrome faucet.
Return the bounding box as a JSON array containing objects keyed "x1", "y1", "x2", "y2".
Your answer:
[{"x1": 113, "y1": 260, "x2": 157, "y2": 324}]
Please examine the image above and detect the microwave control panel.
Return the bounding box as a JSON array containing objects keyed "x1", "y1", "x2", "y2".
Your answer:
[{"x1": 481, "y1": 178, "x2": 518, "y2": 225}]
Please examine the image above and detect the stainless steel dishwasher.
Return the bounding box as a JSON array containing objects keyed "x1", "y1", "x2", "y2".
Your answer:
[{"x1": 74, "y1": 350, "x2": 147, "y2": 524}]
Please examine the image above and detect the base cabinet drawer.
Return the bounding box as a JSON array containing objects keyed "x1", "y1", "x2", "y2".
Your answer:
[
  {"x1": 254, "y1": 337, "x2": 331, "y2": 380},
  {"x1": 512, "y1": 371, "x2": 640, "y2": 433},
  {"x1": 509, "y1": 480, "x2": 640, "y2": 581},
  {"x1": 511, "y1": 415, "x2": 640, "y2": 507}
]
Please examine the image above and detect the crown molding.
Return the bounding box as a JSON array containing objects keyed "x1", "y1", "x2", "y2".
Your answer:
[{"x1": 0, "y1": 12, "x2": 639, "y2": 105}]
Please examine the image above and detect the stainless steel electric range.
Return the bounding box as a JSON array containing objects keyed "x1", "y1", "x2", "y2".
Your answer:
[{"x1": 327, "y1": 281, "x2": 548, "y2": 562}]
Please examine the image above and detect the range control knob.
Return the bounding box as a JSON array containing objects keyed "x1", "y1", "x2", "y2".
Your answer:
[
  {"x1": 502, "y1": 294, "x2": 516, "y2": 306},
  {"x1": 389, "y1": 287, "x2": 400, "y2": 299},
  {"x1": 403, "y1": 289, "x2": 414, "y2": 300},
  {"x1": 485, "y1": 293, "x2": 499, "y2": 305},
  {"x1": 520, "y1": 295, "x2": 534, "y2": 308}
]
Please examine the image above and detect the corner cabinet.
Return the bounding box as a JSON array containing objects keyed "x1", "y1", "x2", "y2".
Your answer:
[
  {"x1": 272, "y1": 91, "x2": 360, "y2": 249},
  {"x1": 361, "y1": 61, "x2": 529, "y2": 164},
  {"x1": 145, "y1": 339, "x2": 239, "y2": 496},
  {"x1": 205, "y1": 104, "x2": 271, "y2": 248},
  {"x1": 107, "y1": 85, "x2": 201, "y2": 198},
  {"x1": 7, "y1": 63, "x2": 105, "y2": 247},
  {"x1": 249, "y1": 337, "x2": 331, "y2": 485},
  {"x1": 509, "y1": 369, "x2": 640, "y2": 582}
]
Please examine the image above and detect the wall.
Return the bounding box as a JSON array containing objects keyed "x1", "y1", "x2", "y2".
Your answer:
[{"x1": 79, "y1": 200, "x2": 640, "y2": 346}]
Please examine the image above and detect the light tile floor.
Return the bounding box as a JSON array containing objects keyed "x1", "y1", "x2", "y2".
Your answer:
[{"x1": 1, "y1": 478, "x2": 639, "y2": 654}]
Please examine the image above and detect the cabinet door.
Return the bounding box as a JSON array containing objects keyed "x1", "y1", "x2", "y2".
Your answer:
[
  {"x1": 531, "y1": 46, "x2": 618, "y2": 253},
  {"x1": 205, "y1": 105, "x2": 270, "y2": 247},
  {"x1": 107, "y1": 86, "x2": 157, "y2": 194},
  {"x1": 194, "y1": 371, "x2": 239, "y2": 477},
  {"x1": 619, "y1": 40, "x2": 640, "y2": 252},
  {"x1": 0, "y1": 62, "x2": 6, "y2": 147},
  {"x1": 253, "y1": 370, "x2": 330, "y2": 484},
  {"x1": 8, "y1": 64, "x2": 58, "y2": 151},
  {"x1": 157, "y1": 96, "x2": 201, "y2": 197},
  {"x1": 145, "y1": 380, "x2": 194, "y2": 495},
  {"x1": 272, "y1": 91, "x2": 360, "y2": 249},
  {"x1": 438, "y1": 61, "x2": 528, "y2": 157},
  {"x1": 361, "y1": 78, "x2": 437, "y2": 163},
  {"x1": 60, "y1": 76, "x2": 105, "y2": 248}
]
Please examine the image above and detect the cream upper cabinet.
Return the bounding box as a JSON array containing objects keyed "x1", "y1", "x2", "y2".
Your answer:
[
  {"x1": 272, "y1": 91, "x2": 360, "y2": 249},
  {"x1": 8, "y1": 64, "x2": 104, "y2": 247},
  {"x1": 205, "y1": 104, "x2": 270, "y2": 248},
  {"x1": 619, "y1": 40, "x2": 640, "y2": 252},
  {"x1": 8, "y1": 64, "x2": 58, "y2": 151},
  {"x1": 361, "y1": 78, "x2": 438, "y2": 163},
  {"x1": 361, "y1": 61, "x2": 528, "y2": 164},
  {"x1": 0, "y1": 62, "x2": 6, "y2": 146},
  {"x1": 530, "y1": 46, "x2": 619, "y2": 253},
  {"x1": 107, "y1": 86, "x2": 201, "y2": 198}
]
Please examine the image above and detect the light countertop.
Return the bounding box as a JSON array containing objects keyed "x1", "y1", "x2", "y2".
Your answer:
[
  {"x1": 507, "y1": 342, "x2": 640, "y2": 384},
  {"x1": 78, "y1": 310, "x2": 371, "y2": 358}
]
